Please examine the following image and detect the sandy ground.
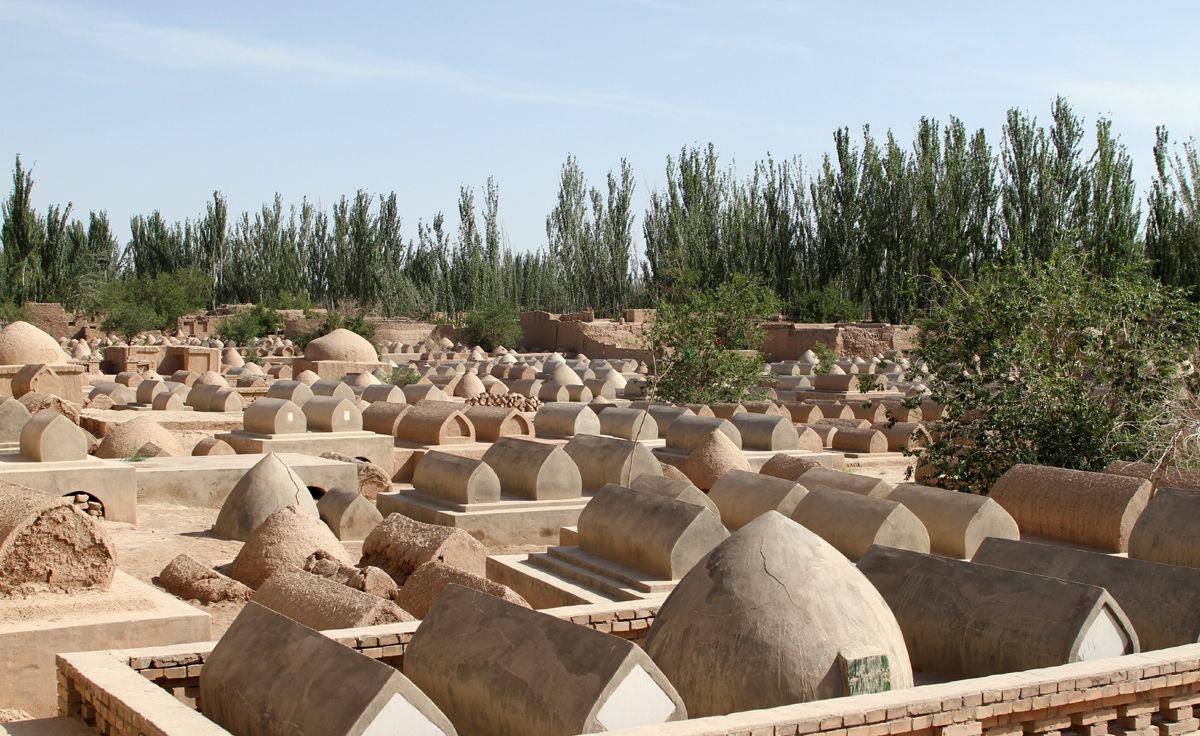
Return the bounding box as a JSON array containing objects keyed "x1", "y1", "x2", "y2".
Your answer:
[
  {"x1": 100, "y1": 503, "x2": 524, "y2": 638},
  {"x1": 846, "y1": 460, "x2": 916, "y2": 485},
  {"x1": 100, "y1": 505, "x2": 245, "y2": 638}
]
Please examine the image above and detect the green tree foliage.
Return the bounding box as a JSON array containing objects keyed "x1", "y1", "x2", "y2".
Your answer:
[
  {"x1": 99, "y1": 268, "x2": 212, "y2": 339},
  {"x1": 217, "y1": 305, "x2": 285, "y2": 345},
  {"x1": 787, "y1": 284, "x2": 861, "y2": 322},
  {"x1": 647, "y1": 274, "x2": 779, "y2": 404},
  {"x1": 913, "y1": 250, "x2": 1199, "y2": 494},
  {"x1": 810, "y1": 342, "x2": 838, "y2": 374},
  {"x1": 463, "y1": 301, "x2": 522, "y2": 352},
  {"x1": 0, "y1": 97, "x2": 1187, "y2": 327},
  {"x1": 0, "y1": 156, "x2": 120, "y2": 309},
  {"x1": 1146, "y1": 129, "x2": 1200, "y2": 299},
  {"x1": 292, "y1": 311, "x2": 376, "y2": 350}
]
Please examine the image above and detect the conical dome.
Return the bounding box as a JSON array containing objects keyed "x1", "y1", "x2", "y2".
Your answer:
[
  {"x1": 0, "y1": 321, "x2": 69, "y2": 365},
  {"x1": 342, "y1": 371, "x2": 379, "y2": 387},
  {"x1": 455, "y1": 372, "x2": 486, "y2": 398},
  {"x1": 550, "y1": 363, "x2": 583, "y2": 386},
  {"x1": 303, "y1": 328, "x2": 379, "y2": 362},
  {"x1": 644, "y1": 512, "x2": 912, "y2": 716},
  {"x1": 196, "y1": 370, "x2": 229, "y2": 387},
  {"x1": 213, "y1": 454, "x2": 319, "y2": 541},
  {"x1": 678, "y1": 430, "x2": 750, "y2": 490},
  {"x1": 222, "y1": 347, "x2": 244, "y2": 368}
]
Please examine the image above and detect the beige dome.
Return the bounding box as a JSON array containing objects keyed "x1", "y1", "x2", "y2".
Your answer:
[
  {"x1": 295, "y1": 369, "x2": 319, "y2": 385},
  {"x1": 0, "y1": 321, "x2": 69, "y2": 366},
  {"x1": 644, "y1": 512, "x2": 913, "y2": 715},
  {"x1": 95, "y1": 416, "x2": 184, "y2": 459},
  {"x1": 195, "y1": 371, "x2": 229, "y2": 387},
  {"x1": 303, "y1": 329, "x2": 378, "y2": 363},
  {"x1": 549, "y1": 363, "x2": 583, "y2": 386},
  {"x1": 342, "y1": 372, "x2": 380, "y2": 387}
]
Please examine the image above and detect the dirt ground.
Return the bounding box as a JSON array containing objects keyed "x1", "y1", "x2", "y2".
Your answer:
[
  {"x1": 100, "y1": 503, "x2": 525, "y2": 637},
  {"x1": 845, "y1": 459, "x2": 915, "y2": 485}
]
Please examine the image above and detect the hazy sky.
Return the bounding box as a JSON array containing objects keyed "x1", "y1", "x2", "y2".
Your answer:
[{"x1": 2, "y1": 1, "x2": 1198, "y2": 252}]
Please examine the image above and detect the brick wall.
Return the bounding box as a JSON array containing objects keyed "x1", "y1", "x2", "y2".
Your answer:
[
  {"x1": 56, "y1": 601, "x2": 658, "y2": 734},
  {"x1": 57, "y1": 600, "x2": 1200, "y2": 736}
]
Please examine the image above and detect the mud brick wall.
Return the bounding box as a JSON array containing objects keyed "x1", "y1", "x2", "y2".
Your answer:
[{"x1": 62, "y1": 603, "x2": 1200, "y2": 736}]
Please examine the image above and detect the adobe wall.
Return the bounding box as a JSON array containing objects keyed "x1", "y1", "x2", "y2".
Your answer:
[
  {"x1": 56, "y1": 599, "x2": 1200, "y2": 736},
  {"x1": 370, "y1": 319, "x2": 461, "y2": 347},
  {"x1": 761, "y1": 322, "x2": 918, "y2": 360},
  {"x1": 25, "y1": 302, "x2": 101, "y2": 340},
  {"x1": 521, "y1": 310, "x2": 914, "y2": 361}
]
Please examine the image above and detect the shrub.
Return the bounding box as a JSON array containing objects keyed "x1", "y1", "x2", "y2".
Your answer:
[
  {"x1": 100, "y1": 301, "x2": 160, "y2": 341},
  {"x1": 262, "y1": 290, "x2": 315, "y2": 312},
  {"x1": 100, "y1": 268, "x2": 211, "y2": 339},
  {"x1": 810, "y1": 342, "x2": 838, "y2": 374},
  {"x1": 913, "y1": 250, "x2": 1200, "y2": 494},
  {"x1": 463, "y1": 301, "x2": 521, "y2": 352},
  {"x1": 787, "y1": 283, "x2": 862, "y2": 323},
  {"x1": 217, "y1": 305, "x2": 284, "y2": 345},
  {"x1": 647, "y1": 273, "x2": 779, "y2": 405},
  {"x1": 0, "y1": 302, "x2": 29, "y2": 325},
  {"x1": 292, "y1": 311, "x2": 375, "y2": 350},
  {"x1": 390, "y1": 366, "x2": 420, "y2": 386}
]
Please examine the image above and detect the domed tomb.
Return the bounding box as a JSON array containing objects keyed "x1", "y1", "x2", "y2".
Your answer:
[
  {"x1": 0, "y1": 321, "x2": 69, "y2": 366},
  {"x1": 303, "y1": 328, "x2": 379, "y2": 363},
  {"x1": 644, "y1": 511, "x2": 912, "y2": 716},
  {"x1": 212, "y1": 453, "x2": 320, "y2": 541}
]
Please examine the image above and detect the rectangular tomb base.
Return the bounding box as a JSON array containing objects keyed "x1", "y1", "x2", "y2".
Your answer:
[
  {"x1": 131, "y1": 452, "x2": 358, "y2": 508},
  {"x1": 378, "y1": 489, "x2": 588, "y2": 547},
  {"x1": 651, "y1": 446, "x2": 844, "y2": 472},
  {"x1": 487, "y1": 554, "x2": 611, "y2": 609},
  {"x1": 525, "y1": 546, "x2": 679, "y2": 601},
  {"x1": 0, "y1": 571, "x2": 211, "y2": 717},
  {"x1": 80, "y1": 410, "x2": 242, "y2": 437},
  {"x1": 0, "y1": 454, "x2": 137, "y2": 523},
  {"x1": 216, "y1": 430, "x2": 396, "y2": 477},
  {"x1": 390, "y1": 441, "x2": 494, "y2": 482}
]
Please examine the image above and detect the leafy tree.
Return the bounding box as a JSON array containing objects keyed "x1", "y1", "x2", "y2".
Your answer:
[
  {"x1": 101, "y1": 301, "x2": 160, "y2": 341},
  {"x1": 787, "y1": 283, "x2": 861, "y2": 322},
  {"x1": 0, "y1": 302, "x2": 29, "y2": 325},
  {"x1": 913, "y1": 249, "x2": 1199, "y2": 494},
  {"x1": 99, "y1": 268, "x2": 211, "y2": 339},
  {"x1": 463, "y1": 301, "x2": 521, "y2": 352},
  {"x1": 217, "y1": 304, "x2": 284, "y2": 345},
  {"x1": 647, "y1": 274, "x2": 779, "y2": 404}
]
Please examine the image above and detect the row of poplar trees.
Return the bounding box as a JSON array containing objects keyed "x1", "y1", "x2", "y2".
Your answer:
[{"x1": 3, "y1": 97, "x2": 1200, "y2": 323}]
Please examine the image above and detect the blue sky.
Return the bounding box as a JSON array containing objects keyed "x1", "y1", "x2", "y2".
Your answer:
[{"x1": 2, "y1": 1, "x2": 1198, "y2": 252}]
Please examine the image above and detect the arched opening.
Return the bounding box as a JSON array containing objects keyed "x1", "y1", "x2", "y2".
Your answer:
[
  {"x1": 64, "y1": 491, "x2": 105, "y2": 519},
  {"x1": 355, "y1": 456, "x2": 372, "y2": 464},
  {"x1": 306, "y1": 486, "x2": 327, "y2": 500}
]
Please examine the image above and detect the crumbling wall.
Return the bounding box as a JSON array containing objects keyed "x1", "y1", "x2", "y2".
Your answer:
[
  {"x1": 24, "y1": 303, "x2": 100, "y2": 340},
  {"x1": 519, "y1": 311, "x2": 559, "y2": 351},
  {"x1": 760, "y1": 322, "x2": 917, "y2": 360}
]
